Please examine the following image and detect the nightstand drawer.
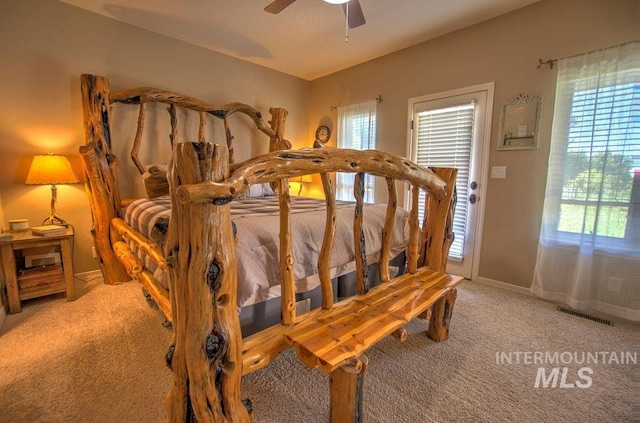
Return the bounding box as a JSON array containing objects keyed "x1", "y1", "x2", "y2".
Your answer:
[{"x1": 18, "y1": 264, "x2": 66, "y2": 300}]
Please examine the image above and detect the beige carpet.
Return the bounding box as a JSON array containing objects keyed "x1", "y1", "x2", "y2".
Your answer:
[{"x1": 0, "y1": 277, "x2": 635, "y2": 422}]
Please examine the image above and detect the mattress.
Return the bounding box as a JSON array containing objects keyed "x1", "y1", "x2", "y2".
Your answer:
[{"x1": 124, "y1": 195, "x2": 410, "y2": 308}]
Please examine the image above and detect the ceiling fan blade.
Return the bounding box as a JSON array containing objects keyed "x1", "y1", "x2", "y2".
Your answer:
[
  {"x1": 342, "y1": 0, "x2": 366, "y2": 29},
  {"x1": 264, "y1": 0, "x2": 297, "y2": 14}
]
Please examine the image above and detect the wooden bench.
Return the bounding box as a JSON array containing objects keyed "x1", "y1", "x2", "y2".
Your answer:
[
  {"x1": 286, "y1": 269, "x2": 462, "y2": 372},
  {"x1": 284, "y1": 268, "x2": 463, "y2": 422}
]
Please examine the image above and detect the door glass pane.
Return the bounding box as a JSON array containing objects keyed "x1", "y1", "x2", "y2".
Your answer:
[{"x1": 415, "y1": 103, "x2": 475, "y2": 260}]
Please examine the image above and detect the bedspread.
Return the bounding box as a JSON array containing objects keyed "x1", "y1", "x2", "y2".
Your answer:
[{"x1": 124, "y1": 196, "x2": 410, "y2": 307}]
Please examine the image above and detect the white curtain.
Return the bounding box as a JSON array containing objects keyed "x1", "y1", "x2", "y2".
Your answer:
[
  {"x1": 336, "y1": 99, "x2": 377, "y2": 202},
  {"x1": 531, "y1": 41, "x2": 639, "y2": 321}
]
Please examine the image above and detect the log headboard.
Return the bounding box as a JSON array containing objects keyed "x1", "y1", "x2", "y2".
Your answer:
[{"x1": 79, "y1": 74, "x2": 291, "y2": 284}]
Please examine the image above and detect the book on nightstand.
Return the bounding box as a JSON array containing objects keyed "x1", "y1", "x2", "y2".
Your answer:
[{"x1": 30, "y1": 225, "x2": 68, "y2": 236}]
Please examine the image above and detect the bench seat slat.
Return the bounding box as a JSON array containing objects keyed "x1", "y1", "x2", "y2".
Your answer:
[
  {"x1": 284, "y1": 270, "x2": 445, "y2": 343},
  {"x1": 318, "y1": 282, "x2": 460, "y2": 370},
  {"x1": 284, "y1": 268, "x2": 463, "y2": 373}
]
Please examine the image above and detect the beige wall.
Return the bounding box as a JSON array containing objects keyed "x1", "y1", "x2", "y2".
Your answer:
[
  {"x1": 0, "y1": 0, "x2": 310, "y2": 274},
  {"x1": 308, "y1": 0, "x2": 638, "y2": 287}
]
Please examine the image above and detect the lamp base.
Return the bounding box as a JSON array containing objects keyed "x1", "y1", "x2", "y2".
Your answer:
[
  {"x1": 42, "y1": 214, "x2": 69, "y2": 227},
  {"x1": 43, "y1": 185, "x2": 69, "y2": 227}
]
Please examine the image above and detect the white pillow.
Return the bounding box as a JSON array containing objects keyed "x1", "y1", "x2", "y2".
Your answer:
[{"x1": 245, "y1": 182, "x2": 275, "y2": 198}]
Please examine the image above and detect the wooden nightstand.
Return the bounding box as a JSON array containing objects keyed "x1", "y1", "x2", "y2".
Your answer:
[{"x1": 0, "y1": 227, "x2": 75, "y2": 313}]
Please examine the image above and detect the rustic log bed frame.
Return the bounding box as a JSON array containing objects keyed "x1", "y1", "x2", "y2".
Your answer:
[{"x1": 80, "y1": 74, "x2": 463, "y2": 423}]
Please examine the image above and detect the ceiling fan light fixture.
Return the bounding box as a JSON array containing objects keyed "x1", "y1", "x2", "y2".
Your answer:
[{"x1": 324, "y1": 0, "x2": 350, "y2": 4}]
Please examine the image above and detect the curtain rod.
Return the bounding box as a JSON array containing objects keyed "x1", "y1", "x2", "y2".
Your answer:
[
  {"x1": 537, "y1": 58, "x2": 558, "y2": 70},
  {"x1": 331, "y1": 94, "x2": 383, "y2": 111},
  {"x1": 537, "y1": 41, "x2": 637, "y2": 70}
]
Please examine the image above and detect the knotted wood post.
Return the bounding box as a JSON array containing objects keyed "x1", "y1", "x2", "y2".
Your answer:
[
  {"x1": 278, "y1": 177, "x2": 296, "y2": 325},
  {"x1": 420, "y1": 167, "x2": 459, "y2": 342},
  {"x1": 378, "y1": 177, "x2": 397, "y2": 283},
  {"x1": 79, "y1": 74, "x2": 129, "y2": 285},
  {"x1": 164, "y1": 142, "x2": 249, "y2": 423},
  {"x1": 268, "y1": 107, "x2": 291, "y2": 152},
  {"x1": 319, "y1": 171, "x2": 337, "y2": 310},
  {"x1": 353, "y1": 173, "x2": 369, "y2": 294},
  {"x1": 419, "y1": 167, "x2": 458, "y2": 273},
  {"x1": 428, "y1": 288, "x2": 457, "y2": 342},
  {"x1": 330, "y1": 355, "x2": 369, "y2": 423}
]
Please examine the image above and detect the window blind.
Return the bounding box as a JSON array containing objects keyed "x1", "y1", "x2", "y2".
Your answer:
[
  {"x1": 415, "y1": 103, "x2": 475, "y2": 260},
  {"x1": 559, "y1": 77, "x2": 639, "y2": 239}
]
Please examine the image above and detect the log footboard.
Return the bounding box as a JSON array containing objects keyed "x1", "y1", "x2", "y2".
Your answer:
[{"x1": 171, "y1": 143, "x2": 461, "y2": 422}]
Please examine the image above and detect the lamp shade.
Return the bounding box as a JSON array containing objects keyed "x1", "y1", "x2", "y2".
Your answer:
[
  {"x1": 25, "y1": 155, "x2": 79, "y2": 185},
  {"x1": 295, "y1": 175, "x2": 313, "y2": 183}
]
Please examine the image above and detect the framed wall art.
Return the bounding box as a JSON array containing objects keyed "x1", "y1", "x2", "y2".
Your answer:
[{"x1": 497, "y1": 94, "x2": 542, "y2": 150}]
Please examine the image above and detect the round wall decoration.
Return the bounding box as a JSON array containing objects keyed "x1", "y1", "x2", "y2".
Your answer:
[{"x1": 315, "y1": 125, "x2": 331, "y2": 144}]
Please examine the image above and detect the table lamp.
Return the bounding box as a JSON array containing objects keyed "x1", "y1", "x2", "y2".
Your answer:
[{"x1": 25, "y1": 154, "x2": 79, "y2": 226}]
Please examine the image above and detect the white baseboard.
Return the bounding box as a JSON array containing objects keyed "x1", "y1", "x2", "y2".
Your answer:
[
  {"x1": 475, "y1": 277, "x2": 532, "y2": 296},
  {"x1": 74, "y1": 270, "x2": 103, "y2": 282}
]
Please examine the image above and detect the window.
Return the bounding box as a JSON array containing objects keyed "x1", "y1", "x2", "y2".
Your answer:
[
  {"x1": 532, "y1": 41, "x2": 639, "y2": 321},
  {"x1": 558, "y1": 81, "x2": 639, "y2": 242},
  {"x1": 336, "y1": 99, "x2": 377, "y2": 202}
]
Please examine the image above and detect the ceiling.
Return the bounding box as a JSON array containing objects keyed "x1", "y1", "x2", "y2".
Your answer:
[{"x1": 58, "y1": 0, "x2": 540, "y2": 81}]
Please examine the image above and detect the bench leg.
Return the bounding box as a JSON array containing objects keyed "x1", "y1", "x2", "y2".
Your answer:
[
  {"x1": 427, "y1": 288, "x2": 457, "y2": 342},
  {"x1": 330, "y1": 354, "x2": 369, "y2": 423}
]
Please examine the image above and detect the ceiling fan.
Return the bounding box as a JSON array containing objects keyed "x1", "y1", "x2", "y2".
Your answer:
[{"x1": 264, "y1": 0, "x2": 366, "y2": 29}]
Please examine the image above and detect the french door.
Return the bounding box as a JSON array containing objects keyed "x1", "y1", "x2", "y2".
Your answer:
[{"x1": 407, "y1": 83, "x2": 494, "y2": 279}]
